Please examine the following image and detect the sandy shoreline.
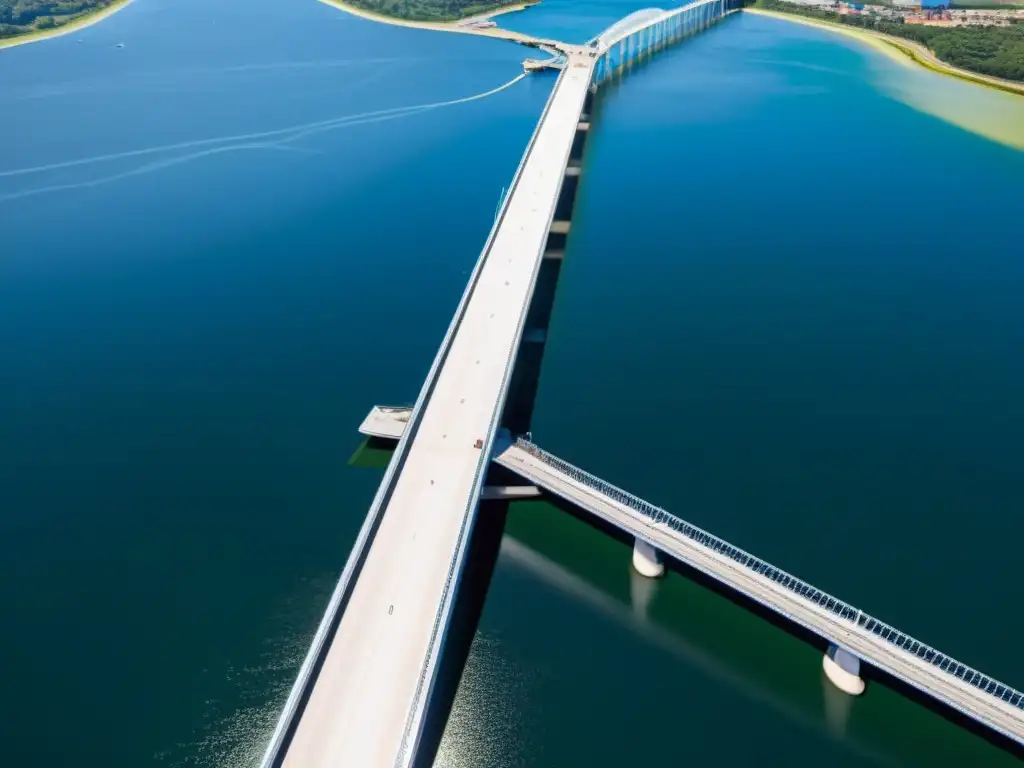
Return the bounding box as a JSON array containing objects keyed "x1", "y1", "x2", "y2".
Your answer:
[
  {"x1": 315, "y1": 0, "x2": 536, "y2": 35},
  {"x1": 0, "y1": 0, "x2": 136, "y2": 50},
  {"x1": 745, "y1": 8, "x2": 1024, "y2": 97}
]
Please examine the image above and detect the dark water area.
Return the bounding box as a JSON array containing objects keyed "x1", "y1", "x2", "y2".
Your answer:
[
  {"x1": 1, "y1": 0, "x2": 549, "y2": 764},
  {"x1": 443, "y1": 11, "x2": 1024, "y2": 768},
  {"x1": 535, "y1": 12, "x2": 1024, "y2": 681},
  {"x1": 1, "y1": 0, "x2": 1021, "y2": 765}
]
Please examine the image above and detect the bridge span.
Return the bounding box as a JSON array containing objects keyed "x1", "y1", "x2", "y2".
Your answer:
[
  {"x1": 261, "y1": 33, "x2": 599, "y2": 768},
  {"x1": 360, "y1": 406, "x2": 1024, "y2": 746},
  {"x1": 257, "y1": 3, "x2": 762, "y2": 766}
]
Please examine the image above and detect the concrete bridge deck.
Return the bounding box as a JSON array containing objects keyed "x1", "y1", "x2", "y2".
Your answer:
[
  {"x1": 262, "y1": 3, "x2": 844, "y2": 765},
  {"x1": 359, "y1": 405, "x2": 1024, "y2": 746},
  {"x1": 263, "y1": 56, "x2": 597, "y2": 768}
]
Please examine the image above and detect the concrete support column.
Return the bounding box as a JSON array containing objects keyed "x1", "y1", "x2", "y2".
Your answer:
[
  {"x1": 823, "y1": 644, "x2": 865, "y2": 696},
  {"x1": 632, "y1": 538, "x2": 665, "y2": 578}
]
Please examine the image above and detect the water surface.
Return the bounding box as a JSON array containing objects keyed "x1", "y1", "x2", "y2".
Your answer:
[
  {"x1": 1, "y1": 1, "x2": 1021, "y2": 766},
  {"x1": 1, "y1": 0, "x2": 549, "y2": 764},
  {"x1": 442, "y1": 10, "x2": 1024, "y2": 768}
]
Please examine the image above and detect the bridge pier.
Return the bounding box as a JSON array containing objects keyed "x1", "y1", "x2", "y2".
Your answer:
[
  {"x1": 632, "y1": 538, "x2": 665, "y2": 578},
  {"x1": 823, "y1": 643, "x2": 866, "y2": 696}
]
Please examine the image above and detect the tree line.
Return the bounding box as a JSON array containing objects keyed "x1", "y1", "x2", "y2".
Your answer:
[
  {"x1": 1, "y1": 0, "x2": 115, "y2": 37},
  {"x1": 345, "y1": 0, "x2": 516, "y2": 22},
  {"x1": 758, "y1": 0, "x2": 1024, "y2": 82}
]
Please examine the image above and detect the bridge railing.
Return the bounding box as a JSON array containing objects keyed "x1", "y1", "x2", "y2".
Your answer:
[{"x1": 513, "y1": 438, "x2": 1024, "y2": 711}]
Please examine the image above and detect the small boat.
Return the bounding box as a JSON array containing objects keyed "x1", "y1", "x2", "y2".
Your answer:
[{"x1": 115, "y1": 42, "x2": 125, "y2": 48}]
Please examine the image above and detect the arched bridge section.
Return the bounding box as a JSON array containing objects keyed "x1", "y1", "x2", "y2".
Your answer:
[
  {"x1": 589, "y1": 0, "x2": 741, "y2": 83},
  {"x1": 592, "y1": 8, "x2": 668, "y2": 49}
]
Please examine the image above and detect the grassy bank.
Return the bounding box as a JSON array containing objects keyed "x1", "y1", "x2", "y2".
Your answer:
[
  {"x1": 746, "y1": 6, "x2": 1024, "y2": 96},
  {"x1": 0, "y1": 0, "x2": 134, "y2": 49}
]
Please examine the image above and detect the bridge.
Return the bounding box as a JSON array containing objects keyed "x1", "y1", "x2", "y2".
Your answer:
[
  {"x1": 260, "y1": 2, "x2": 1023, "y2": 765},
  {"x1": 359, "y1": 405, "x2": 1024, "y2": 745}
]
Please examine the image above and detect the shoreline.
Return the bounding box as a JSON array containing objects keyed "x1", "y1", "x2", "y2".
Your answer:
[
  {"x1": 745, "y1": 8, "x2": 1024, "y2": 97},
  {"x1": 315, "y1": 0, "x2": 538, "y2": 35},
  {"x1": 0, "y1": 0, "x2": 136, "y2": 50}
]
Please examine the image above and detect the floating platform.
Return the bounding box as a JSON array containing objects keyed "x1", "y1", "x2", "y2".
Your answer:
[{"x1": 523, "y1": 55, "x2": 565, "y2": 72}]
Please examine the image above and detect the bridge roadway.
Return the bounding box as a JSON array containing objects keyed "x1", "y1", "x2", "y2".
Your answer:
[
  {"x1": 360, "y1": 405, "x2": 1024, "y2": 746},
  {"x1": 265, "y1": 56, "x2": 597, "y2": 768}
]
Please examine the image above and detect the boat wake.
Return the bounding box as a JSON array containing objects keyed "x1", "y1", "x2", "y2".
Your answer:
[{"x1": 0, "y1": 73, "x2": 528, "y2": 202}]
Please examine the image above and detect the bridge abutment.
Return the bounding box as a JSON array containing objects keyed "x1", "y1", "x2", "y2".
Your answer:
[
  {"x1": 632, "y1": 537, "x2": 665, "y2": 578},
  {"x1": 823, "y1": 643, "x2": 866, "y2": 696}
]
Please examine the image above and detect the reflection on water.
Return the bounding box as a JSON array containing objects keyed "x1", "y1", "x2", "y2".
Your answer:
[
  {"x1": 154, "y1": 576, "x2": 325, "y2": 767},
  {"x1": 441, "y1": 504, "x2": 1023, "y2": 766},
  {"x1": 435, "y1": 629, "x2": 539, "y2": 768},
  {"x1": 491, "y1": 535, "x2": 898, "y2": 767}
]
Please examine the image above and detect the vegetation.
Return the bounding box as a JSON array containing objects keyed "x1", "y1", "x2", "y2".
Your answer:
[
  {"x1": 755, "y1": 0, "x2": 1024, "y2": 81},
  {"x1": 341, "y1": 0, "x2": 533, "y2": 23},
  {"x1": 949, "y1": 1, "x2": 1023, "y2": 8},
  {"x1": 0, "y1": 0, "x2": 118, "y2": 39}
]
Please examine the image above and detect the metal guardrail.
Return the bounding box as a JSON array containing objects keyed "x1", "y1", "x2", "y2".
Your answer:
[{"x1": 514, "y1": 438, "x2": 1024, "y2": 711}]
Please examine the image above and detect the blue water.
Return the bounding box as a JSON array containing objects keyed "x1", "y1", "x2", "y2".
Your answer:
[
  {"x1": 541, "y1": 12, "x2": 1024, "y2": 680},
  {"x1": 1, "y1": 0, "x2": 1021, "y2": 765},
  {"x1": 441, "y1": 13, "x2": 1023, "y2": 768},
  {"x1": 1, "y1": 0, "x2": 551, "y2": 764},
  {"x1": 500, "y1": 0, "x2": 642, "y2": 42}
]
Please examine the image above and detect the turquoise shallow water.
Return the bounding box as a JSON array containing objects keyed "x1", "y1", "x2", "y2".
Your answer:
[{"x1": 1, "y1": 0, "x2": 1021, "y2": 765}]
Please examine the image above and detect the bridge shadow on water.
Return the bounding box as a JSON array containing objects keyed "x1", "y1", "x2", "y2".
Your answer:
[
  {"x1": 346, "y1": 427, "x2": 1022, "y2": 763},
  {"x1": 535, "y1": 489, "x2": 1024, "y2": 760},
  {"x1": 413, "y1": 499, "x2": 510, "y2": 768}
]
